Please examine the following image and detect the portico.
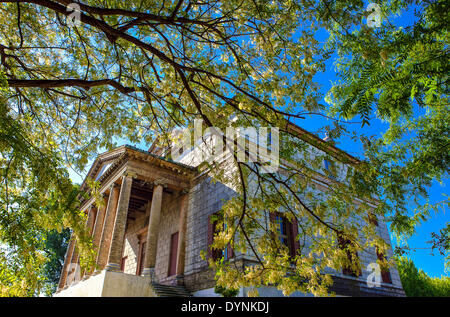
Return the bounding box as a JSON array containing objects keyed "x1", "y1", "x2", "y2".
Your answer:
[{"x1": 56, "y1": 145, "x2": 195, "y2": 296}]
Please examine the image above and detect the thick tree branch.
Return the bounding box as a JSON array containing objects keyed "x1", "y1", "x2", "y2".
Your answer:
[{"x1": 7, "y1": 79, "x2": 135, "y2": 94}]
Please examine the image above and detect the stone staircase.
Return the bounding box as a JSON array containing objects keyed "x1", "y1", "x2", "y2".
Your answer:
[{"x1": 151, "y1": 283, "x2": 192, "y2": 297}]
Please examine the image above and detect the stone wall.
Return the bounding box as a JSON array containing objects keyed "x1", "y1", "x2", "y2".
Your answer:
[
  {"x1": 82, "y1": 138, "x2": 405, "y2": 297},
  {"x1": 183, "y1": 174, "x2": 237, "y2": 290},
  {"x1": 122, "y1": 204, "x2": 149, "y2": 275},
  {"x1": 330, "y1": 275, "x2": 405, "y2": 297},
  {"x1": 155, "y1": 192, "x2": 183, "y2": 284},
  {"x1": 181, "y1": 171, "x2": 404, "y2": 296}
]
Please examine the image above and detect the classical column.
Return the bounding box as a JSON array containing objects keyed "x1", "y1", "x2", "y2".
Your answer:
[
  {"x1": 57, "y1": 236, "x2": 75, "y2": 290},
  {"x1": 81, "y1": 207, "x2": 97, "y2": 279},
  {"x1": 96, "y1": 183, "x2": 120, "y2": 270},
  {"x1": 89, "y1": 194, "x2": 108, "y2": 273},
  {"x1": 176, "y1": 191, "x2": 189, "y2": 280},
  {"x1": 67, "y1": 243, "x2": 80, "y2": 285},
  {"x1": 86, "y1": 206, "x2": 97, "y2": 235},
  {"x1": 142, "y1": 182, "x2": 164, "y2": 280},
  {"x1": 105, "y1": 174, "x2": 133, "y2": 271},
  {"x1": 68, "y1": 206, "x2": 96, "y2": 284},
  {"x1": 72, "y1": 253, "x2": 81, "y2": 284}
]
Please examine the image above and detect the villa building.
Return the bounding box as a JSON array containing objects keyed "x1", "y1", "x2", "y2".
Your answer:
[{"x1": 55, "y1": 122, "x2": 405, "y2": 297}]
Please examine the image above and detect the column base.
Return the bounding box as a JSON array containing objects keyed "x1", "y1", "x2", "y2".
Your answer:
[
  {"x1": 142, "y1": 267, "x2": 156, "y2": 282},
  {"x1": 93, "y1": 269, "x2": 102, "y2": 275},
  {"x1": 175, "y1": 274, "x2": 185, "y2": 286},
  {"x1": 105, "y1": 263, "x2": 121, "y2": 272}
]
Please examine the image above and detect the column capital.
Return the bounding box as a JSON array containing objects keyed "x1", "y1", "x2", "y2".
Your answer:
[
  {"x1": 123, "y1": 171, "x2": 137, "y2": 179},
  {"x1": 110, "y1": 182, "x2": 120, "y2": 189},
  {"x1": 153, "y1": 180, "x2": 168, "y2": 188},
  {"x1": 142, "y1": 267, "x2": 156, "y2": 282},
  {"x1": 105, "y1": 263, "x2": 121, "y2": 272}
]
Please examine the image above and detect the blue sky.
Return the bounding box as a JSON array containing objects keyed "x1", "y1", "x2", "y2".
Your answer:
[{"x1": 68, "y1": 1, "x2": 448, "y2": 278}]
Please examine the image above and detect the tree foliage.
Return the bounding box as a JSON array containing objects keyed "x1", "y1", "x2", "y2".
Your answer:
[
  {"x1": 325, "y1": 0, "x2": 449, "y2": 239},
  {"x1": 0, "y1": 74, "x2": 95, "y2": 296},
  {"x1": 41, "y1": 228, "x2": 71, "y2": 297},
  {"x1": 396, "y1": 256, "x2": 450, "y2": 297},
  {"x1": 429, "y1": 223, "x2": 450, "y2": 271},
  {"x1": 0, "y1": 0, "x2": 447, "y2": 296}
]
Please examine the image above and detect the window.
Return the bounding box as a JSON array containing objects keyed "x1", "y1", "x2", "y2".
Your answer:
[
  {"x1": 207, "y1": 213, "x2": 234, "y2": 261},
  {"x1": 368, "y1": 212, "x2": 379, "y2": 227},
  {"x1": 337, "y1": 234, "x2": 361, "y2": 277},
  {"x1": 168, "y1": 232, "x2": 179, "y2": 277},
  {"x1": 276, "y1": 215, "x2": 290, "y2": 248},
  {"x1": 270, "y1": 212, "x2": 299, "y2": 257},
  {"x1": 95, "y1": 163, "x2": 112, "y2": 180},
  {"x1": 324, "y1": 159, "x2": 337, "y2": 180},
  {"x1": 376, "y1": 248, "x2": 392, "y2": 284}
]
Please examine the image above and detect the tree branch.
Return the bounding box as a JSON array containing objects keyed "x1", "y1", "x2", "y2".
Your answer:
[{"x1": 7, "y1": 79, "x2": 135, "y2": 94}]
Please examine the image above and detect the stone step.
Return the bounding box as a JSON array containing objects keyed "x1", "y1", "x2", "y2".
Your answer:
[{"x1": 151, "y1": 283, "x2": 192, "y2": 297}]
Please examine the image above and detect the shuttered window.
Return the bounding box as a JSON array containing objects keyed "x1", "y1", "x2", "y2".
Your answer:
[
  {"x1": 337, "y1": 234, "x2": 361, "y2": 277},
  {"x1": 207, "y1": 212, "x2": 234, "y2": 261},
  {"x1": 324, "y1": 159, "x2": 337, "y2": 180},
  {"x1": 168, "y1": 232, "x2": 179, "y2": 277},
  {"x1": 376, "y1": 247, "x2": 392, "y2": 284},
  {"x1": 269, "y1": 212, "x2": 300, "y2": 257},
  {"x1": 368, "y1": 212, "x2": 379, "y2": 227}
]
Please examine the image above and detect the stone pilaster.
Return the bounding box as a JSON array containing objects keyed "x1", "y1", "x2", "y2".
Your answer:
[
  {"x1": 89, "y1": 194, "x2": 108, "y2": 272},
  {"x1": 105, "y1": 174, "x2": 133, "y2": 271},
  {"x1": 86, "y1": 206, "x2": 97, "y2": 236},
  {"x1": 96, "y1": 183, "x2": 120, "y2": 270},
  {"x1": 176, "y1": 191, "x2": 189, "y2": 279},
  {"x1": 67, "y1": 205, "x2": 96, "y2": 285},
  {"x1": 81, "y1": 206, "x2": 96, "y2": 278},
  {"x1": 57, "y1": 237, "x2": 75, "y2": 290},
  {"x1": 142, "y1": 182, "x2": 165, "y2": 280},
  {"x1": 67, "y1": 244, "x2": 79, "y2": 285}
]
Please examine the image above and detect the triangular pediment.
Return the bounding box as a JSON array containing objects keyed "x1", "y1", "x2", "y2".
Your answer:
[{"x1": 81, "y1": 146, "x2": 129, "y2": 189}]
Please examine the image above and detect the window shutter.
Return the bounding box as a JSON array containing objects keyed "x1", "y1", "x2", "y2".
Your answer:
[
  {"x1": 227, "y1": 243, "x2": 234, "y2": 259},
  {"x1": 269, "y1": 211, "x2": 276, "y2": 224},
  {"x1": 207, "y1": 215, "x2": 214, "y2": 260},
  {"x1": 120, "y1": 256, "x2": 127, "y2": 272},
  {"x1": 338, "y1": 234, "x2": 361, "y2": 277},
  {"x1": 289, "y1": 217, "x2": 300, "y2": 256},
  {"x1": 268, "y1": 212, "x2": 278, "y2": 246},
  {"x1": 376, "y1": 247, "x2": 392, "y2": 284},
  {"x1": 381, "y1": 270, "x2": 392, "y2": 284},
  {"x1": 368, "y1": 213, "x2": 379, "y2": 226}
]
